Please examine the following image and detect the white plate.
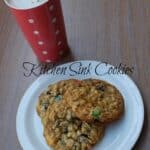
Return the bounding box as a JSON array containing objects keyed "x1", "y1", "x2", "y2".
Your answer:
[{"x1": 16, "y1": 60, "x2": 144, "y2": 150}]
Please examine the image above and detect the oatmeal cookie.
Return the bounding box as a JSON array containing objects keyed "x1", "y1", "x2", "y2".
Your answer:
[
  {"x1": 36, "y1": 79, "x2": 79, "y2": 120},
  {"x1": 64, "y1": 79, "x2": 124, "y2": 123},
  {"x1": 43, "y1": 102, "x2": 105, "y2": 150}
]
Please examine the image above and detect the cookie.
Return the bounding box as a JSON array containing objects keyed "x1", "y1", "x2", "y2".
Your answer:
[
  {"x1": 64, "y1": 79, "x2": 124, "y2": 123},
  {"x1": 36, "y1": 79, "x2": 79, "y2": 120},
  {"x1": 43, "y1": 102, "x2": 105, "y2": 150}
]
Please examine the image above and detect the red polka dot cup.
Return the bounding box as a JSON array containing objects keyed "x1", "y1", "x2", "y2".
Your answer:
[{"x1": 4, "y1": 0, "x2": 69, "y2": 63}]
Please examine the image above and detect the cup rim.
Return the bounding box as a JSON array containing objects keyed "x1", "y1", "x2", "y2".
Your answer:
[{"x1": 4, "y1": 0, "x2": 48, "y2": 10}]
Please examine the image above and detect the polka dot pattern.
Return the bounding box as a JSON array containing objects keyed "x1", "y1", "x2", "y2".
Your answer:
[
  {"x1": 42, "y1": 51, "x2": 48, "y2": 55},
  {"x1": 28, "y1": 19, "x2": 34, "y2": 23},
  {"x1": 55, "y1": 30, "x2": 60, "y2": 35},
  {"x1": 25, "y1": 1, "x2": 68, "y2": 62},
  {"x1": 49, "y1": 5, "x2": 54, "y2": 11},
  {"x1": 57, "y1": 41, "x2": 62, "y2": 46},
  {"x1": 46, "y1": 59, "x2": 51, "y2": 63},
  {"x1": 52, "y1": 17, "x2": 57, "y2": 23},
  {"x1": 38, "y1": 41, "x2": 44, "y2": 45},
  {"x1": 33, "y1": 30, "x2": 39, "y2": 35}
]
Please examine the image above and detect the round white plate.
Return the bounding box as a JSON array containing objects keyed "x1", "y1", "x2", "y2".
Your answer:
[{"x1": 16, "y1": 60, "x2": 144, "y2": 150}]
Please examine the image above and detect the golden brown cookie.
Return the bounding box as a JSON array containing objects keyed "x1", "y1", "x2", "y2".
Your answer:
[
  {"x1": 36, "y1": 79, "x2": 79, "y2": 120},
  {"x1": 43, "y1": 102, "x2": 105, "y2": 150},
  {"x1": 64, "y1": 79, "x2": 124, "y2": 123}
]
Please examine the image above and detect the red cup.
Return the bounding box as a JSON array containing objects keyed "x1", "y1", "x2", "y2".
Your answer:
[{"x1": 4, "y1": 0, "x2": 69, "y2": 63}]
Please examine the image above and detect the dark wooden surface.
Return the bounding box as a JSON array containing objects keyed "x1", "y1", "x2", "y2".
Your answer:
[{"x1": 0, "y1": 0, "x2": 149, "y2": 149}]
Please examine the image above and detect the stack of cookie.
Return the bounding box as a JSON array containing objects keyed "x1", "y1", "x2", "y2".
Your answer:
[{"x1": 36, "y1": 79, "x2": 124, "y2": 150}]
